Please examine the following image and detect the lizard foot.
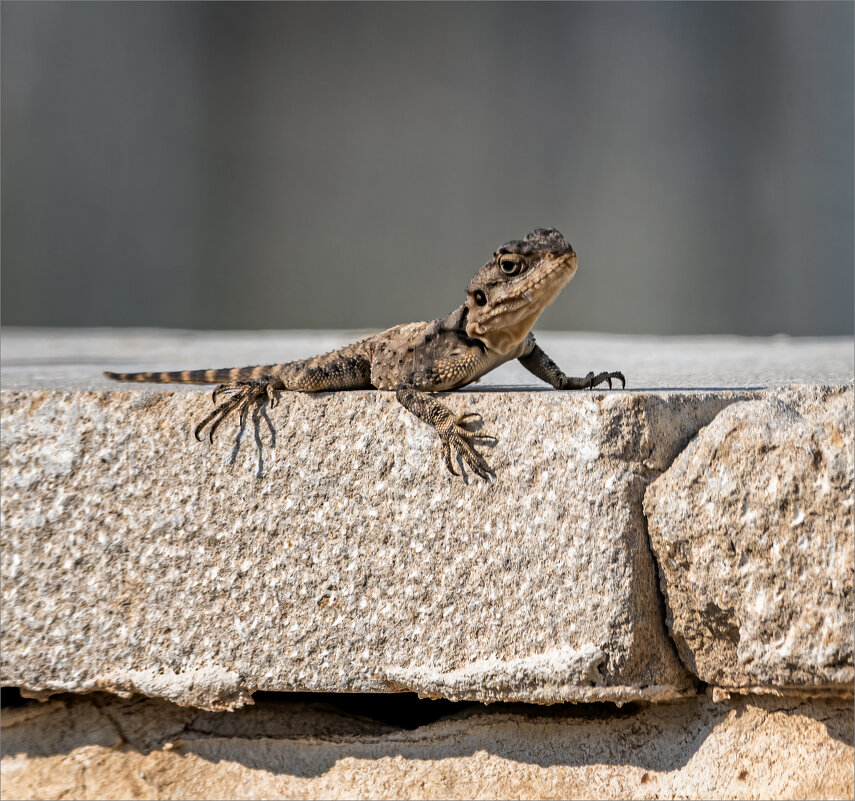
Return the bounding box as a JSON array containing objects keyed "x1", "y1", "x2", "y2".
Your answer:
[
  {"x1": 578, "y1": 371, "x2": 626, "y2": 390},
  {"x1": 194, "y1": 379, "x2": 278, "y2": 443},
  {"x1": 440, "y1": 412, "x2": 497, "y2": 481}
]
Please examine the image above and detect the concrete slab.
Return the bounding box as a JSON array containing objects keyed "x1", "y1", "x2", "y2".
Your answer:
[{"x1": 2, "y1": 328, "x2": 852, "y2": 391}]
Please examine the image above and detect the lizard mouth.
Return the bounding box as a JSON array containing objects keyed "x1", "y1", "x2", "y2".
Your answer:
[{"x1": 508, "y1": 252, "x2": 577, "y2": 296}]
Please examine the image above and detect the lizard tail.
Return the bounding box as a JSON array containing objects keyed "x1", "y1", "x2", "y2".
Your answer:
[{"x1": 104, "y1": 365, "x2": 282, "y2": 385}]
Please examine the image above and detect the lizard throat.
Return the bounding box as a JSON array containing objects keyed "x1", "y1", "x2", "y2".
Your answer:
[{"x1": 468, "y1": 309, "x2": 541, "y2": 355}]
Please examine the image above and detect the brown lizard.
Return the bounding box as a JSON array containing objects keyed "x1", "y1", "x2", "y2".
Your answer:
[{"x1": 105, "y1": 228, "x2": 624, "y2": 479}]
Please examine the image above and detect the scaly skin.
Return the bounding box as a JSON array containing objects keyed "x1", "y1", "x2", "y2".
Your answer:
[{"x1": 105, "y1": 228, "x2": 625, "y2": 479}]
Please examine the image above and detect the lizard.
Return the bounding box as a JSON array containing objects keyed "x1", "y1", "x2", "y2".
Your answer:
[{"x1": 105, "y1": 227, "x2": 624, "y2": 480}]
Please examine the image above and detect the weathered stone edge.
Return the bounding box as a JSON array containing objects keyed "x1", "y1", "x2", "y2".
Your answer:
[{"x1": 14, "y1": 670, "x2": 688, "y2": 711}]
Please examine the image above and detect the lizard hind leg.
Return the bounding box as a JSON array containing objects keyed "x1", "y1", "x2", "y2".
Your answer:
[{"x1": 194, "y1": 379, "x2": 276, "y2": 443}]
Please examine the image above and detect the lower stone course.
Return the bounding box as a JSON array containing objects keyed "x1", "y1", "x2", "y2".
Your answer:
[{"x1": 1, "y1": 692, "x2": 852, "y2": 800}]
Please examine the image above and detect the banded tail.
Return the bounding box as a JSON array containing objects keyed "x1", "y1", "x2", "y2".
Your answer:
[{"x1": 104, "y1": 365, "x2": 283, "y2": 385}]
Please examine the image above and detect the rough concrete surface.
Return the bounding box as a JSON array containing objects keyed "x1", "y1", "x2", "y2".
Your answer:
[
  {"x1": 1, "y1": 692, "x2": 852, "y2": 800},
  {"x1": 2, "y1": 387, "x2": 725, "y2": 708},
  {"x1": 645, "y1": 386, "x2": 855, "y2": 692}
]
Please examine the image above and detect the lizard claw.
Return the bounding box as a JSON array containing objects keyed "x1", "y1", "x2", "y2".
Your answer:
[
  {"x1": 441, "y1": 441, "x2": 459, "y2": 476},
  {"x1": 212, "y1": 383, "x2": 229, "y2": 404},
  {"x1": 441, "y1": 420, "x2": 495, "y2": 481},
  {"x1": 586, "y1": 371, "x2": 626, "y2": 390}
]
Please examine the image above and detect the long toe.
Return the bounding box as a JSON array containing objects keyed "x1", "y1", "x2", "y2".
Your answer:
[{"x1": 441, "y1": 441, "x2": 459, "y2": 476}]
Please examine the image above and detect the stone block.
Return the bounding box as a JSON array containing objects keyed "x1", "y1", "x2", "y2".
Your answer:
[
  {"x1": 0, "y1": 386, "x2": 746, "y2": 709},
  {"x1": 644, "y1": 386, "x2": 854, "y2": 691}
]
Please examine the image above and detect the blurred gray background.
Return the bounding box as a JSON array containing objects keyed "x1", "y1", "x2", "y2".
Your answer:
[{"x1": 2, "y1": 1, "x2": 853, "y2": 335}]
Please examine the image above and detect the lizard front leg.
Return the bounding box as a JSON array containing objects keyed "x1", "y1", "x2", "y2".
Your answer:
[
  {"x1": 395, "y1": 385, "x2": 495, "y2": 480},
  {"x1": 518, "y1": 338, "x2": 625, "y2": 390}
]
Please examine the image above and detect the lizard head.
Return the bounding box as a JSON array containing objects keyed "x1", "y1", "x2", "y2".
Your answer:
[{"x1": 465, "y1": 227, "x2": 578, "y2": 355}]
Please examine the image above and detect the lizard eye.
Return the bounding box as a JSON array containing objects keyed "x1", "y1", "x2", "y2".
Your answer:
[
  {"x1": 473, "y1": 289, "x2": 487, "y2": 306},
  {"x1": 500, "y1": 257, "x2": 522, "y2": 276}
]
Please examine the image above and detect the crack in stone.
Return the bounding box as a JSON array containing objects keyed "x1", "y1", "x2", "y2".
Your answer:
[{"x1": 633, "y1": 394, "x2": 752, "y2": 684}]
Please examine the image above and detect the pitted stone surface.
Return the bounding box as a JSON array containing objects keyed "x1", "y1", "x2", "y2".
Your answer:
[
  {"x1": 0, "y1": 387, "x2": 742, "y2": 709},
  {"x1": 644, "y1": 386, "x2": 855, "y2": 692}
]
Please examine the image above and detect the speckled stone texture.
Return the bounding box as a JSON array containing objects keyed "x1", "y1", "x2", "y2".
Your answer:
[
  {"x1": 644, "y1": 386, "x2": 854, "y2": 692},
  {"x1": 2, "y1": 692, "x2": 852, "y2": 800},
  {"x1": 0, "y1": 386, "x2": 761, "y2": 709}
]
